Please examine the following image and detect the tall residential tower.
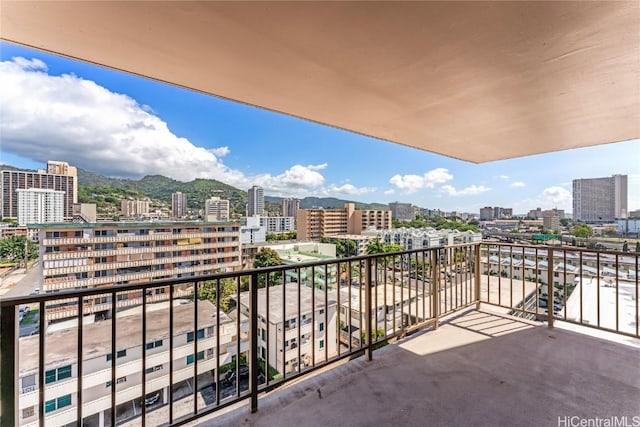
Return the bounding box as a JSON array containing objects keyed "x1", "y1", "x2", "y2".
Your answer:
[
  {"x1": 247, "y1": 185, "x2": 264, "y2": 216},
  {"x1": 573, "y1": 174, "x2": 627, "y2": 222}
]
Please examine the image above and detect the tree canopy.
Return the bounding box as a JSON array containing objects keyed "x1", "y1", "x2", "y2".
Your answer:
[
  {"x1": 0, "y1": 235, "x2": 38, "y2": 264},
  {"x1": 253, "y1": 248, "x2": 282, "y2": 268},
  {"x1": 571, "y1": 224, "x2": 593, "y2": 239}
]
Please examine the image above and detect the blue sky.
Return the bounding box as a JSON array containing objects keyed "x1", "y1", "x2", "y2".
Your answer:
[{"x1": 1, "y1": 41, "x2": 638, "y2": 215}]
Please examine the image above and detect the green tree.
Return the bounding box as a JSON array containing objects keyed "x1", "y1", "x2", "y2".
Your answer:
[
  {"x1": 197, "y1": 278, "x2": 238, "y2": 312},
  {"x1": 253, "y1": 248, "x2": 283, "y2": 288},
  {"x1": 366, "y1": 239, "x2": 386, "y2": 255},
  {"x1": 0, "y1": 235, "x2": 38, "y2": 264},
  {"x1": 571, "y1": 224, "x2": 593, "y2": 239}
]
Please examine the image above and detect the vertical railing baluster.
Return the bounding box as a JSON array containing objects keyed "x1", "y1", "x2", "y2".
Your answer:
[
  {"x1": 141, "y1": 288, "x2": 147, "y2": 427},
  {"x1": 311, "y1": 265, "x2": 316, "y2": 368},
  {"x1": 324, "y1": 264, "x2": 329, "y2": 364},
  {"x1": 193, "y1": 281, "x2": 199, "y2": 415},
  {"x1": 365, "y1": 257, "x2": 373, "y2": 361},
  {"x1": 547, "y1": 248, "x2": 554, "y2": 328},
  {"x1": 169, "y1": 284, "x2": 174, "y2": 423},
  {"x1": 297, "y1": 268, "x2": 301, "y2": 373},
  {"x1": 615, "y1": 254, "x2": 619, "y2": 333},
  {"x1": 38, "y1": 300, "x2": 45, "y2": 427},
  {"x1": 110, "y1": 291, "x2": 116, "y2": 427},
  {"x1": 597, "y1": 252, "x2": 601, "y2": 328},
  {"x1": 475, "y1": 244, "x2": 481, "y2": 308},
  {"x1": 215, "y1": 278, "x2": 221, "y2": 403},
  {"x1": 0, "y1": 303, "x2": 17, "y2": 427},
  {"x1": 250, "y1": 272, "x2": 259, "y2": 413},
  {"x1": 431, "y1": 249, "x2": 439, "y2": 329},
  {"x1": 77, "y1": 296, "x2": 83, "y2": 425}
]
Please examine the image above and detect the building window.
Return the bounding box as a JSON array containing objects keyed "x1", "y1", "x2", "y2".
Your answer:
[
  {"x1": 45, "y1": 365, "x2": 72, "y2": 384},
  {"x1": 146, "y1": 339, "x2": 163, "y2": 350},
  {"x1": 319, "y1": 322, "x2": 324, "y2": 332},
  {"x1": 319, "y1": 340, "x2": 325, "y2": 350},
  {"x1": 261, "y1": 328, "x2": 266, "y2": 341},
  {"x1": 117, "y1": 349, "x2": 127, "y2": 358},
  {"x1": 22, "y1": 406, "x2": 35, "y2": 419},
  {"x1": 44, "y1": 394, "x2": 71, "y2": 413},
  {"x1": 186, "y1": 351, "x2": 205, "y2": 365},
  {"x1": 187, "y1": 329, "x2": 205, "y2": 342},
  {"x1": 145, "y1": 365, "x2": 163, "y2": 374}
]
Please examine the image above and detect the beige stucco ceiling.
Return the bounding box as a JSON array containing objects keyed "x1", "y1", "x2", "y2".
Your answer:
[{"x1": 1, "y1": 1, "x2": 638, "y2": 163}]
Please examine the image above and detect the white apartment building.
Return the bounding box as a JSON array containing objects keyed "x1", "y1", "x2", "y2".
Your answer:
[
  {"x1": 573, "y1": 174, "x2": 628, "y2": 222},
  {"x1": 2, "y1": 162, "x2": 77, "y2": 220},
  {"x1": 17, "y1": 300, "x2": 235, "y2": 427},
  {"x1": 17, "y1": 188, "x2": 65, "y2": 226},
  {"x1": 31, "y1": 222, "x2": 241, "y2": 321},
  {"x1": 240, "y1": 216, "x2": 266, "y2": 245},
  {"x1": 237, "y1": 284, "x2": 338, "y2": 375},
  {"x1": 259, "y1": 216, "x2": 295, "y2": 233},
  {"x1": 247, "y1": 186, "x2": 264, "y2": 217},
  {"x1": 120, "y1": 199, "x2": 151, "y2": 217},
  {"x1": 204, "y1": 197, "x2": 230, "y2": 222},
  {"x1": 365, "y1": 228, "x2": 482, "y2": 250}
]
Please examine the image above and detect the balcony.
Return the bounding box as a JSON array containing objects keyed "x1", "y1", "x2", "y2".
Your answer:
[{"x1": 1, "y1": 243, "x2": 638, "y2": 426}]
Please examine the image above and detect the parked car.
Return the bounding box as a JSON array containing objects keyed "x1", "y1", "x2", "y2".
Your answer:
[
  {"x1": 223, "y1": 364, "x2": 249, "y2": 384},
  {"x1": 144, "y1": 392, "x2": 160, "y2": 406}
]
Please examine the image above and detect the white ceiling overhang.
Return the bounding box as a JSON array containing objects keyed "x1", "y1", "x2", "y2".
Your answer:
[{"x1": 1, "y1": 1, "x2": 638, "y2": 162}]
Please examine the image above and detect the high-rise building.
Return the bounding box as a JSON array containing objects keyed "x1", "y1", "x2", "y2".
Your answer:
[
  {"x1": 247, "y1": 186, "x2": 264, "y2": 216},
  {"x1": 479, "y1": 207, "x2": 494, "y2": 221},
  {"x1": 120, "y1": 199, "x2": 151, "y2": 217},
  {"x1": 281, "y1": 197, "x2": 300, "y2": 218},
  {"x1": 204, "y1": 196, "x2": 230, "y2": 221},
  {"x1": 171, "y1": 192, "x2": 187, "y2": 218},
  {"x1": 480, "y1": 206, "x2": 512, "y2": 220},
  {"x1": 297, "y1": 203, "x2": 391, "y2": 240},
  {"x1": 1, "y1": 162, "x2": 77, "y2": 220},
  {"x1": 389, "y1": 202, "x2": 414, "y2": 221},
  {"x1": 16, "y1": 188, "x2": 65, "y2": 226},
  {"x1": 573, "y1": 174, "x2": 627, "y2": 222}
]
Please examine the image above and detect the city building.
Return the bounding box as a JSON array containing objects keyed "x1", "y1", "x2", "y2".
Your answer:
[
  {"x1": 204, "y1": 197, "x2": 230, "y2": 222},
  {"x1": 364, "y1": 228, "x2": 482, "y2": 250},
  {"x1": 1, "y1": 161, "x2": 77, "y2": 220},
  {"x1": 120, "y1": 199, "x2": 151, "y2": 218},
  {"x1": 72, "y1": 203, "x2": 97, "y2": 223},
  {"x1": 281, "y1": 198, "x2": 300, "y2": 219},
  {"x1": 237, "y1": 283, "x2": 338, "y2": 375},
  {"x1": 480, "y1": 206, "x2": 512, "y2": 221},
  {"x1": 323, "y1": 234, "x2": 375, "y2": 256},
  {"x1": 17, "y1": 188, "x2": 65, "y2": 226},
  {"x1": 259, "y1": 216, "x2": 295, "y2": 234},
  {"x1": 542, "y1": 212, "x2": 560, "y2": 231},
  {"x1": 18, "y1": 300, "x2": 235, "y2": 427},
  {"x1": 240, "y1": 216, "x2": 266, "y2": 245},
  {"x1": 247, "y1": 186, "x2": 264, "y2": 217},
  {"x1": 297, "y1": 203, "x2": 391, "y2": 240},
  {"x1": 389, "y1": 202, "x2": 414, "y2": 222},
  {"x1": 31, "y1": 221, "x2": 241, "y2": 322},
  {"x1": 171, "y1": 192, "x2": 187, "y2": 218},
  {"x1": 573, "y1": 174, "x2": 628, "y2": 222}
]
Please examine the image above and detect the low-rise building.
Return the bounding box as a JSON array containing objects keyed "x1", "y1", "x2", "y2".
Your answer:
[
  {"x1": 297, "y1": 203, "x2": 391, "y2": 240},
  {"x1": 18, "y1": 300, "x2": 234, "y2": 427},
  {"x1": 364, "y1": 228, "x2": 481, "y2": 250}
]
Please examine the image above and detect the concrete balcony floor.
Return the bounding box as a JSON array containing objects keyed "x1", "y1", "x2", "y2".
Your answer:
[{"x1": 197, "y1": 308, "x2": 640, "y2": 427}]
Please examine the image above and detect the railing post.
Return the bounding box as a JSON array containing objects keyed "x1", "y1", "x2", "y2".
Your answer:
[
  {"x1": 365, "y1": 257, "x2": 373, "y2": 361},
  {"x1": 249, "y1": 272, "x2": 259, "y2": 413},
  {"x1": 431, "y1": 250, "x2": 439, "y2": 330},
  {"x1": 0, "y1": 303, "x2": 18, "y2": 427},
  {"x1": 547, "y1": 247, "x2": 554, "y2": 328},
  {"x1": 474, "y1": 244, "x2": 481, "y2": 310}
]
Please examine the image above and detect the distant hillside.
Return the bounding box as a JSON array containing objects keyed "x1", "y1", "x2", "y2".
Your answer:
[
  {"x1": 3, "y1": 164, "x2": 390, "y2": 216},
  {"x1": 266, "y1": 196, "x2": 388, "y2": 211}
]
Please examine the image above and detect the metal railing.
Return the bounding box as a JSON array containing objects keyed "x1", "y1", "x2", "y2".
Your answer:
[
  {"x1": 2, "y1": 242, "x2": 637, "y2": 426},
  {"x1": 478, "y1": 243, "x2": 639, "y2": 338}
]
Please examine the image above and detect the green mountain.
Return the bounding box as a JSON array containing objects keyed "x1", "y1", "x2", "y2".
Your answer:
[{"x1": 3, "y1": 164, "x2": 390, "y2": 216}]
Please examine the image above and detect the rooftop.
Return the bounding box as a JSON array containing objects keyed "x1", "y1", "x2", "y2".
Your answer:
[
  {"x1": 19, "y1": 300, "x2": 228, "y2": 373},
  {"x1": 202, "y1": 309, "x2": 640, "y2": 427}
]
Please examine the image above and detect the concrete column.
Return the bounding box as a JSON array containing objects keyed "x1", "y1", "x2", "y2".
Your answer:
[
  {"x1": 163, "y1": 386, "x2": 169, "y2": 404},
  {"x1": 99, "y1": 409, "x2": 105, "y2": 427}
]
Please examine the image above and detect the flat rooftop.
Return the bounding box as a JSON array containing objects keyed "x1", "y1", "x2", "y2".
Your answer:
[
  {"x1": 19, "y1": 299, "x2": 228, "y2": 374},
  {"x1": 196, "y1": 309, "x2": 640, "y2": 427}
]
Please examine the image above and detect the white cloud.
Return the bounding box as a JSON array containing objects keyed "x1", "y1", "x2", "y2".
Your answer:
[
  {"x1": 384, "y1": 189, "x2": 395, "y2": 195},
  {"x1": 389, "y1": 168, "x2": 453, "y2": 193},
  {"x1": 324, "y1": 184, "x2": 376, "y2": 196},
  {"x1": 510, "y1": 181, "x2": 526, "y2": 188},
  {"x1": 440, "y1": 184, "x2": 491, "y2": 197},
  {"x1": 514, "y1": 185, "x2": 572, "y2": 212},
  {"x1": 0, "y1": 57, "x2": 339, "y2": 196},
  {"x1": 209, "y1": 146, "x2": 230, "y2": 157},
  {"x1": 541, "y1": 186, "x2": 571, "y2": 205},
  {"x1": 499, "y1": 175, "x2": 510, "y2": 180}
]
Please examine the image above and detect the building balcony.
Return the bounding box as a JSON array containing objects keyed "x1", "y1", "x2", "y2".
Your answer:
[{"x1": 1, "y1": 242, "x2": 638, "y2": 426}]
